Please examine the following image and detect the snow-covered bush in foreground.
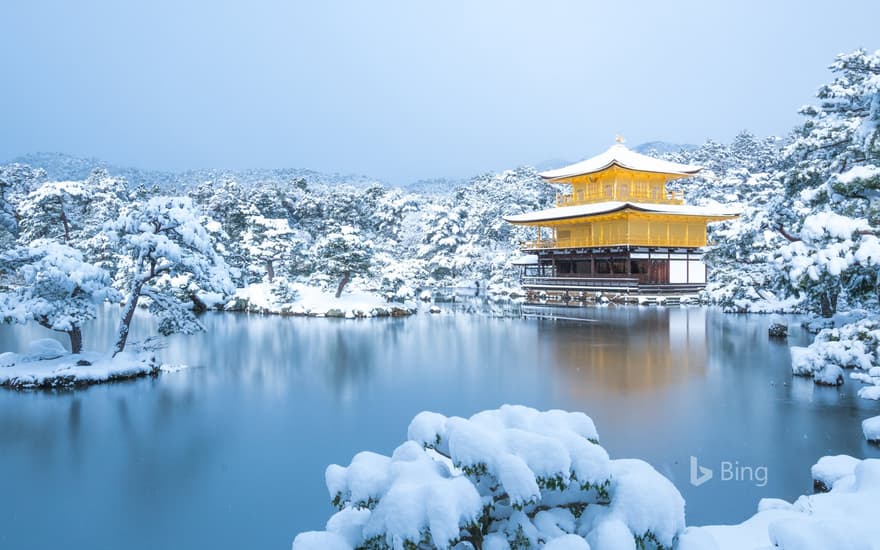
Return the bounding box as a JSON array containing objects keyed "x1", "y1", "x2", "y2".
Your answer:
[
  {"x1": 790, "y1": 318, "x2": 880, "y2": 397},
  {"x1": 293, "y1": 405, "x2": 685, "y2": 550}
]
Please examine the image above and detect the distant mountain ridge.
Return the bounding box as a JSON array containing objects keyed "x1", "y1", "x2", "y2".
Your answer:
[
  {"x1": 7, "y1": 152, "x2": 387, "y2": 192},
  {"x1": 632, "y1": 141, "x2": 699, "y2": 155},
  {"x1": 7, "y1": 143, "x2": 699, "y2": 193}
]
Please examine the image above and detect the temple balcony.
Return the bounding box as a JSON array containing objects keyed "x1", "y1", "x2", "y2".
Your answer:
[
  {"x1": 555, "y1": 190, "x2": 684, "y2": 207},
  {"x1": 521, "y1": 233, "x2": 702, "y2": 250}
]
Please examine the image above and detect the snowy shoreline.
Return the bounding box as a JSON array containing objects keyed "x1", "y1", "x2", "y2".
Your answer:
[
  {"x1": 223, "y1": 282, "x2": 417, "y2": 318},
  {"x1": 0, "y1": 340, "x2": 159, "y2": 389}
]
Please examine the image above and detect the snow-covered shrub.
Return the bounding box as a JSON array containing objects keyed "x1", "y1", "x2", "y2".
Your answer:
[
  {"x1": 790, "y1": 318, "x2": 880, "y2": 390},
  {"x1": 269, "y1": 277, "x2": 301, "y2": 304},
  {"x1": 293, "y1": 405, "x2": 685, "y2": 550},
  {"x1": 23, "y1": 338, "x2": 68, "y2": 361}
]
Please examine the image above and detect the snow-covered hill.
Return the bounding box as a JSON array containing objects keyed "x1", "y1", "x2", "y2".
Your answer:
[{"x1": 7, "y1": 152, "x2": 387, "y2": 193}]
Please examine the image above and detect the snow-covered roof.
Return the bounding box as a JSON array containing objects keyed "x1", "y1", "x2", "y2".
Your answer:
[
  {"x1": 509, "y1": 254, "x2": 539, "y2": 265},
  {"x1": 504, "y1": 201, "x2": 740, "y2": 224},
  {"x1": 539, "y1": 144, "x2": 702, "y2": 180}
]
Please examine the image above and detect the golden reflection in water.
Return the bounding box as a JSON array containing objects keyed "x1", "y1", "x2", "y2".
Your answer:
[{"x1": 541, "y1": 308, "x2": 709, "y2": 396}]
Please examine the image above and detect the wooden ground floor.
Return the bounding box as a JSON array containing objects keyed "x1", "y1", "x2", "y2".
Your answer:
[
  {"x1": 519, "y1": 246, "x2": 706, "y2": 285},
  {"x1": 517, "y1": 246, "x2": 707, "y2": 305}
]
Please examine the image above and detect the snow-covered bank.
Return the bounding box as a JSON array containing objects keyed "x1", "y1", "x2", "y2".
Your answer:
[
  {"x1": 225, "y1": 282, "x2": 416, "y2": 318},
  {"x1": 864, "y1": 416, "x2": 880, "y2": 443},
  {"x1": 790, "y1": 318, "x2": 880, "y2": 399},
  {"x1": 686, "y1": 456, "x2": 880, "y2": 550},
  {"x1": 292, "y1": 405, "x2": 880, "y2": 550},
  {"x1": 0, "y1": 339, "x2": 158, "y2": 389}
]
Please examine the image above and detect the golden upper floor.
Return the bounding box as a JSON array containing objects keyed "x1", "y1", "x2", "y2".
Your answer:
[{"x1": 539, "y1": 142, "x2": 700, "y2": 207}]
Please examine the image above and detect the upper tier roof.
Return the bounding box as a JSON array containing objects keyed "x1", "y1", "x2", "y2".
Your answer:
[
  {"x1": 503, "y1": 201, "x2": 740, "y2": 224},
  {"x1": 539, "y1": 143, "x2": 702, "y2": 180}
]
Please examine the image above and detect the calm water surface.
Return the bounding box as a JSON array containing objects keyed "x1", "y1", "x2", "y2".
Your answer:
[{"x1": 1, "y1": 305, "x2": 879, "y2": 550}]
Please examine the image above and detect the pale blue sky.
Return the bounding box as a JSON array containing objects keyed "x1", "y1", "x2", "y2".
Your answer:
[{"x1": 1, "y1": 0, "x2": 877, "y2": 184}]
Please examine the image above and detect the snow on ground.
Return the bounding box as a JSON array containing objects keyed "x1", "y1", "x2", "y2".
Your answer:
[
  {"x1": 811, "y1": 455, "x2": 862, "y2": 492},
  {"x1": 727, "y1": 293, "x2": 802, "y2": 314},
  {"x1": 0, "y1": 343, "x2": 159, "y2": 388},
  {"x1": 690, "y1": 457, "x2": 880, "y2": 550},
  {"x1": 227, "y1": 282, "x2": 415, "y2": 318}
]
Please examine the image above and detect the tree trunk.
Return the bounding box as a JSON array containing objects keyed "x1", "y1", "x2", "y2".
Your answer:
[
  {"x1": 191, "y1": 294, "x2": 207, "y2": 314},
  {"x1": 335, "y1": 270, "x2": 351, "y2": 298},
  {"x1": 60, "y1": 199, "x2": 71, "y2": 242},
  {"x1": 266, "y1": 260, "x2": 275, "y2": 282},
  {"x1": 113, "y1": 280, "x2": 144, "y2": 356},
  {"x1": 819, "y1": 288, "x2": 839, "y2": 318},
  {"x1": 67, "y1": 326, "x2": 83, "y2": 355}
]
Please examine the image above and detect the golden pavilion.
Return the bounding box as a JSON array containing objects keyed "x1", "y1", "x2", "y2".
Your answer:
[{"x1": 504, "y1": 139, "x2": 738, "y2": 301}]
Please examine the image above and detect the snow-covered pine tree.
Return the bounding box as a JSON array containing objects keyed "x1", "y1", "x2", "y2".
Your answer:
[
  {"x1": 0, "y1": 173, "x2": 17, "y2": 248},
  {"x1": 242, "y1": 214, "x2": 307, "y2": 282},
  {"x1": 0, "y1": 163, "x2": 47, "y2": 208},
  {"x1": 16, "y1": 180, "x2": 86, "y2": 245},
  {"x1": 0, "y1": 240, "x2": 119, "y2": 354},
  {"x1": 106, "y1": 196, "x2": 234, "y2": 355},
  {"x1": 730, "y1": 131, "x2": 781, "y2": 174},
  {"x1": 188, "y1": 178, "x2": 253, "y2": 284},
  {"x1": 78, "y1": 168, "x2": 129, "y2": 272},
  {"x1": 416, "y1": 202, "x2": 469, "y2": 281},
  {"x1": 771, "y1": 49, "x2": 880, "y2": 316},
  {"x1": 311, "y1": 225, "x2": 374, "y2": 298}
]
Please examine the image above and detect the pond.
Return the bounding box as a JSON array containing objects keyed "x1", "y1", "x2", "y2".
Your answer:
[{"x1": 1, "y1": 305, "x2": 878, "y2": 549}]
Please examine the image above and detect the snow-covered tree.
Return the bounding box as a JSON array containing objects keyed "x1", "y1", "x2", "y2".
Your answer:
[
  {"x1": 417, "y1": 203, "x2": 469, "y2": 280},
  {"x1": 189, "y1": 179, "x2": 252, "y2": 282},
  {"x1": 730, "y1": 131, "x2": 781, "y2": 173},
  {"x1": 311, "y1": 225, "x2": 374, "y2": 298},
  {"x1": 412, "y1": 167, "x2": 554, "y2": 286},
  {"x1": 78, "y1": 168, "x2": 129, "y2": 271},
  {"x1": 0, "y1": 163, "x2": 46, "y2": 207},
  {"x1": 770, "y1": 49, "x2": 880, "y2": 316},
  {"x1": 242, "y1": 215, "x2": 307, "y2": 282},
  {"x1": 107, "y1": 196, "x2": 234, "y2": 355},
  {"x1": 0, "y1": 180, "x2": 16, "y2": 248},
  {"x1": 0, "y1": 241, "x2": 118, "y2": 353},
  {"x1": 17, "y1": 180, "x2": 86, "y2": 244},
  {"x1": 293, "y1": 406, "x2": 684, "y2": 550}
]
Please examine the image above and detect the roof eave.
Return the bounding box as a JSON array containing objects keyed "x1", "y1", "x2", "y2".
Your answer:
[
  {"x1": 539, "y1": 161, "x2": 702, "y2": 181},
  {"x1": 504, "y1": 205, "x2": 740, "y2": 225}
]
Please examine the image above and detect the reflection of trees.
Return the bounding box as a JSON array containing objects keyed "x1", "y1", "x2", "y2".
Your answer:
[
  {"x1": 542, "y1": 307, "x2": 709, "y2": 396},
  {"x1": 0, "y1": 380, "x2": 223, "y2": 515},
  {"x1": 158, "y1": 313, "x2": 412, "y2": 401}
]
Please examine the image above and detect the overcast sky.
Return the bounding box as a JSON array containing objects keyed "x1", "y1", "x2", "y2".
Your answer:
[{"x1": 1, "y1": 0, "x2": 878, "y2": 184}]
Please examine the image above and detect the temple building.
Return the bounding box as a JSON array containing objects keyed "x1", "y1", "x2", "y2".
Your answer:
[{"x1": 504, "y1": 139, "x2": 738, "y2": 302}]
